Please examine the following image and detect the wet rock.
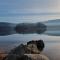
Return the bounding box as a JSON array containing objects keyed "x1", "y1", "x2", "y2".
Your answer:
[
  {"x1": 3, "y1": 54, "x2": 49, "y2": 60},
  {"x1": 3, "y1": 40, "x2": 49, "y2": 60},
  {"x1": 19, "y1": 54, "x2": 49, "y2": 60},
  {"x1": 27, "y1": 40, "x2": 45, "y2": 51}
]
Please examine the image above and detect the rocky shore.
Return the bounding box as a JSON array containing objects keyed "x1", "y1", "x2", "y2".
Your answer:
[{"x1": 0, "y1": 40, "x2": 49, "y2": 60}]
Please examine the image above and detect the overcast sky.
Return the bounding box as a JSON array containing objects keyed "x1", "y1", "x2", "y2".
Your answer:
[
  {"x1": 0, "y1": 0, "x2": 60, "y2": 23},
  {"x1": 0, "y1": 0, "x2": 60, "y2": 15}
]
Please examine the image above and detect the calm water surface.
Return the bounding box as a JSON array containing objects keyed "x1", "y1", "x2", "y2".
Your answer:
[{"x1": 0, "y1": 14, "x2": 60, "y2": 60}]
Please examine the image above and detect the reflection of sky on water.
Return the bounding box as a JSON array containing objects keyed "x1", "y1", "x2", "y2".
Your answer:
[{"x1": 43, "y1": 42, "x2": 60, "y2": 60}]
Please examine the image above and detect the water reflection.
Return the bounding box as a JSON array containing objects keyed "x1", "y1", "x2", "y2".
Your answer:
[
  {"x1": 0, "y1": 22, "x2": 46, "y2": 36},
  {"x1": 0, "y1": 22, "x2": 15, "y2": 36},
  {"x1": 44, "y1": 19, "x2": 60, "y2": 36},
  {"x1": 15, "y1": 22, "x2": 46, "y2": 34},
  {"x1": 0, "y1": 19, "x2": 60, "y2": 36}
]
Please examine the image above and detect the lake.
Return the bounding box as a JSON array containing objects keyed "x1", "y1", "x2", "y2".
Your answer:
[{"x1": 0, "y1": 14, "x2": 60, "y2": 60}]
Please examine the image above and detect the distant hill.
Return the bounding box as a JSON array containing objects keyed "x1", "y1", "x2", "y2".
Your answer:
[
  {"x1": 44, "y1": 19, "x2": 60, "y2": 23},
  {"x1": 0, "y1": 22, "x2": 15, "y2": 36},
  {"x1": 15, "y1": 22, "x2": 47, "y2": 34}
]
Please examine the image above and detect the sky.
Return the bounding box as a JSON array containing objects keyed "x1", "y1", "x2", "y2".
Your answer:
[
  {"x1": 0, "y1": 0, "x2": 60, "y2": 23},
  {"x1": 0, "y1": 0, "x2": 60, "y2": 16}
]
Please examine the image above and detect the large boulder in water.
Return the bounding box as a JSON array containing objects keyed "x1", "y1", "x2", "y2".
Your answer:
[{"x1": 3, "y1": 40, "x2": 49, "y2": 60}]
